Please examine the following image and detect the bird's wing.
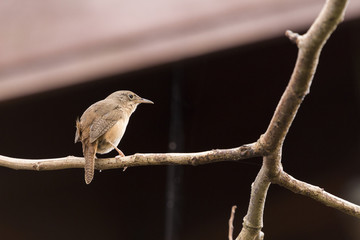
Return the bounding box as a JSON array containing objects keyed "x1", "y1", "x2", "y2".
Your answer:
[{"x1": 89, "y1": 105, "x2": 124, "y2": 143}]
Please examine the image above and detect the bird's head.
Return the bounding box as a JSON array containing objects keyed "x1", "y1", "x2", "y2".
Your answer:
[{"x1": 107, "y1": 90, "x2": 154, "y2": 113}]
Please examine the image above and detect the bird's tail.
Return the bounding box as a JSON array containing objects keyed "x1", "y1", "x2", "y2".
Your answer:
[{"x1": 83, "y1": 141, "x2": 97, "y2": 184}]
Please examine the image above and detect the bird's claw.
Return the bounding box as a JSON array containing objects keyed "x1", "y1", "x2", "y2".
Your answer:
[{"x1": 115, "y1": 155, "x2": 127, "y2": 171}]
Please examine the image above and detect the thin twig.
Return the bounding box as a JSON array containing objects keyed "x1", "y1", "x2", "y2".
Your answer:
[
  {"x1": 285, "y1": 30, "x2": 301, "y2": 45},
  {"x1": 228, "y1": 205, "x2": 237, "y2": 240}
]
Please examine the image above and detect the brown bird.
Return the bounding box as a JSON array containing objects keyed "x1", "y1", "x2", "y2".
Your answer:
[{"x1": 75, "y1": 90, "x2": 153, "y2": 184}]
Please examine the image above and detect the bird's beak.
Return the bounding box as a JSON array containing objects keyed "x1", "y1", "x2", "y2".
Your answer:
[{"x1": 139, "y1": 98, "x2": 154, "y2": 104}]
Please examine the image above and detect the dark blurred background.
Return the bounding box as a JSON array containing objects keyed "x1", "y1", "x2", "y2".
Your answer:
[{"x1": 0, "y1": 16, "x2": 360, "y2": 240}]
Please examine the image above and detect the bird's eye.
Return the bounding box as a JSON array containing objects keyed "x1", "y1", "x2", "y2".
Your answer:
[{"x1": 129, "y1": 94, "x2": 134, "y2": 99}]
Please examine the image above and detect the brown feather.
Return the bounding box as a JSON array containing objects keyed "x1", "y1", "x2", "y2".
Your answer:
[
  {"x1": 83, "y1": 140, "x2": 97, "y2": 184},
  {"x1": 74, "y1": 118, "x2": 81, "y2": 143},
  {"x1": 89, "y1": 106, "x2": 123, "y2": 143}
]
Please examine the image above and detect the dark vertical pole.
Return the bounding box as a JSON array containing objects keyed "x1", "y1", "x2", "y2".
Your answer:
[{"x1": 164, "y1": 64, "x2": 184, "y2": 240}]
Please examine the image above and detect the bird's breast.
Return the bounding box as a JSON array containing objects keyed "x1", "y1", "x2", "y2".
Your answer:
[{"x1": 97, "y1": 118, "x2": 129, "y2": 154}]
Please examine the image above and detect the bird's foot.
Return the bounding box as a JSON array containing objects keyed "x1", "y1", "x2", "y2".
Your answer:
[
  {"x1": 108, "y1": 142, "x2": 125, "y2": 157},
  {"x1": 115, "y1": 154, "x2": 127, "y2": 171}
]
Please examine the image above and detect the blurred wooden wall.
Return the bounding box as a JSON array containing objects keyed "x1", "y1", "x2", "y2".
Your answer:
[{"x1": 0, "y1": 0, "x2": 360, "y2": 101}]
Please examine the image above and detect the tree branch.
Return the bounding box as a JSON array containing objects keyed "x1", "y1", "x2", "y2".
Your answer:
[
  {"x1": 236, "y1": 165, "x2": 268, "y2": 240},
  {"x1": 273, "y1": 171, "x2": 360, "y2": 218},
  {"x1": 236, "y1": 0, "x2": 349, "y2": 239},
  {"x1": 0, "y1": 142, "x2": 262, "y2": 171},
  {"x1": 260, "y1": 0, "x2": 348, "y2": 154}
]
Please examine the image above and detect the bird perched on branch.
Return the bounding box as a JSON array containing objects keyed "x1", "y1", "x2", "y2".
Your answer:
[{"x1": 75, "y1": 90, "x2": 153, "y2": 184}]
